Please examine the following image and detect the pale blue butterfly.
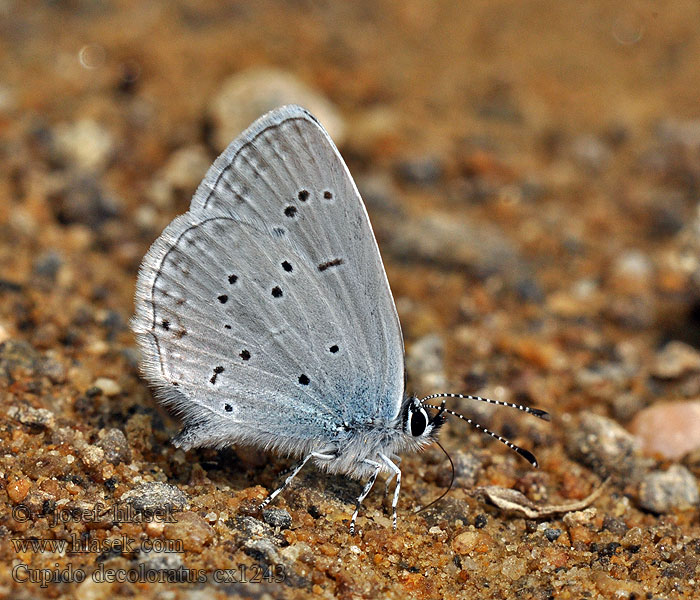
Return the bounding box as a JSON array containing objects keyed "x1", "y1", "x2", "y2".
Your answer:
[{"x1": 132, "y1": 105, "x2": 549, "y2": 534}]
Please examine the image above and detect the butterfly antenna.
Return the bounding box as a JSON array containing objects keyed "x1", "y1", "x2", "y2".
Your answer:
[
  {"x1": 423, "y1": 403, "x2": 541, "y2": 467},
  {"x1": 414, "y1": 439, "x2": 455, "y2": 514},
  {"x1": 421, "y1": 393, "x2": 550, "y2": 421}
]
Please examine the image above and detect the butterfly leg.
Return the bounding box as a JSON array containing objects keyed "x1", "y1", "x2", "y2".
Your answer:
[
  {"x1": 349, "y1": 460, "x2": 381, "y2": 535},
  {"x1": 259, "y1": 450, "x2": 335, "y2": 511},
  {"x1": 379, "y1": 453, "x2": 401, "y2": 530},
  {"x1": 383, "y1": 454, "x2": 402, "y2": 498}
]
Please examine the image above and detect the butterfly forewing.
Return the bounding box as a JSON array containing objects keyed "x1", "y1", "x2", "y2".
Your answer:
[{"x1": 133, "y1": 105, "x2": 405, "y2": 451}]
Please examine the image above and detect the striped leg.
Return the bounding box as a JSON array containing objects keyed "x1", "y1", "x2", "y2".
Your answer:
[
  {"x1": 383, "y1": 455, "x2": 402, "y2": 498},
  {"x1": 259, "y1": 451, "x2": 335, "y2": 511},
  {"x1": 349, "y1": 460, "x2": 381, "y2": 535},
  {"x1": 379, "y1": 453, "x2": 401, "y2": 530}
]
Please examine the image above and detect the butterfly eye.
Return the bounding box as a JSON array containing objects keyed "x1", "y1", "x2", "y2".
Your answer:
[{"x1": 407, "y1": 406, "x2": 429, "y2": 437}]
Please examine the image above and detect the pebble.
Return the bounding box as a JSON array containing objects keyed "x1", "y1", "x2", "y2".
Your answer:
[
  {"x1": 452, "y1": 530, "x2": 480, "y2": 555},
  {"x1": 163, "y1": 512, "x2": 215, "y2": 553},
  {"x1": 32, "y1": 251, "x2": 63, "y2": 282},
  {"x1": 230, "y1": 515, "x2": 280, "y2": 543},
  {"x1": 7, "y1": 478, "x2": 31, "y2": 503},
  {"x1": 611, "y1": 393, "x2": 645, "y2": 423},
  {"x1": 80, "y1": 444, "x2": 105, "y2": 471},
  {"x1": 395, "y1": 154, "x2": 444, "y2": 185},
  {"x1": 610, "y1": 249, "x2": 654, "y2": 293},
  {"x1": 637, "y1": 465, "x2": 699, "y2": 513},
  {"x1": 630, "y1": 400, "x2": 700, "y2": 459},
  {"x1": 570, "y1": 134, "x2": 612, "y2": 172},
  {"x1": 452, "y1": 450, "x2": 484, "y2": 488},
  {"x1": 656, "y1": 118, "x2": 700, "y2": 148},
  {"x1": 147, "y1": 144, "x2": 211, "y2": 209},
  {"x1": 7, "y1": 405, "x2": 55, "y2": 429},
  {"x1": 22, "y1": 489, "x2": 57, "y2": 515},
  {"x1": 622, "y1": 526, "x2": 644, "y2": 549},
  {"x1": 53, "y1": 176, "x2": 121, "y2": 228},
  {"x1": 544, "y1": 528, "x2": 562, "y2": 542},
  {"x1": 356, "y1": 172, "x2": 404, "y2": 217},
  {"x1": 1, "y1": 339, "x2": 44, "y2": 378},
  {"x1": 500, "y1": 555, "x2": 527, "y2": 580},
  {"x1": 262, "y1": 508, "x2": 292, "y2": 530},
  {"x1": 243, "y1": 537, "x2": 283, "y2": 566},
  {"x1": 405, "y1": 333, "x2": 447, "y2": 391},
  {"x1": 1, "y1": 339, "x2": 65, "y2": 383},
  {"x1": 347, "y1": 106, "x2": 400, "y2": 155},
  {"x1": 380, "y1": 212, "x2": 530, "y2": 289},
  {"x1": 564, "y1": 412, "x2": 641, "y2": 477},
  {"x1": 76, "y1": 578, "x2": 114, "y2": 600},
  {"x1": 145, "y1": 520, "x2": 164, "y2": 537},
  {"x1": 53, "y1": 118, "x2": 114, "y2": 172},
  {"x1": 563, "y1": 507, "x2": 597, "y2": 528},
  {"x1": 91, "y1": 377, "x2": 122, "y2": 396},
  {"x1": 137, "y1": 548, "x2": 184, "y2": 572},
  {"x1": 96, "y1": 428, "x2": 132, "y2": 464},
  {"x1": 120, "y1": 482, "x2": 188, "y2": 513},
  {"x1": 602, "y1": 515, "x2": 629, "y2": 536},
  {"x1": 208, "y1": 68, "x2": 345, "y2": 151},
  {"x1": 651, "y1": 341, "x2": 700, "y2": 379},
  {"x1": 419, "y1": 497, "x2": 471, "y2": 527}
]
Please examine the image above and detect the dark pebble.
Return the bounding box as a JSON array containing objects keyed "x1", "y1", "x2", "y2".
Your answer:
[
  {"x1": 516, "y1": 277, "x2": 545, "y2": 303},
  {"x1": 32, "y1": 251, "x2": 63, "y2": 281},
  {"x1": 544, "y1": 528, "x2": 562, "y2": 542},
  {"x1": 52, "y1": 176, "x2": 121, "y2": 228},
  {"x1": 0, "y1": 339, "x2": 65, "y2": 383},
  {"x1": 602, "y1": 515, "x2": 629, "y2": 536},
  {"x1": 8, "y1": 405, "x2": 55, "y2": 429},
  {"x1": 452, "y1": 450, "x2": 483, "y2": 488},
  {"x1": 120, "y1": 482, "x2": 188, "y2": 514},
  {"x1": 474, "y1": 514, "x2": 488, "y2": 529},
  {"x1": 96, "y1": 428, "x2": 132, "y2": 465},
  {"x1": 262, "y1": 508, "x2": 292, "y2": 530}
]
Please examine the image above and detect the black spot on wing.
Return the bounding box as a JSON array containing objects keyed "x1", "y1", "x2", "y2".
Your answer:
[
  {"x1": 318, "y1": 258, "x2": 343, "y2": 272},
  {"x1": 210, "y1": 365, "x2": 224, "y2": 385}
]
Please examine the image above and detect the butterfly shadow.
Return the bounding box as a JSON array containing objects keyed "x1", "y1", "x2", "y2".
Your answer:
[{"x1": 195, "y1": 448, "x2": 367, "y2": 515}]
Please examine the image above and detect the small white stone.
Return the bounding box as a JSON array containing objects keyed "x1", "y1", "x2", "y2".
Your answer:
[{"x1": 92, "y1": 377, "x2": 121, "y2": 396}]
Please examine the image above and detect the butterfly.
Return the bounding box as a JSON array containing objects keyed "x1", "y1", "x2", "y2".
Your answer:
[{"x1": 132, "y1": 105, "x2": 549, "y2": 534}]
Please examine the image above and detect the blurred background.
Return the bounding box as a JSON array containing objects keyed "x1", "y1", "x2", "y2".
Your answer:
[{"x1": 2, "y1": 1, "x2": 700, "y2": 598}]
